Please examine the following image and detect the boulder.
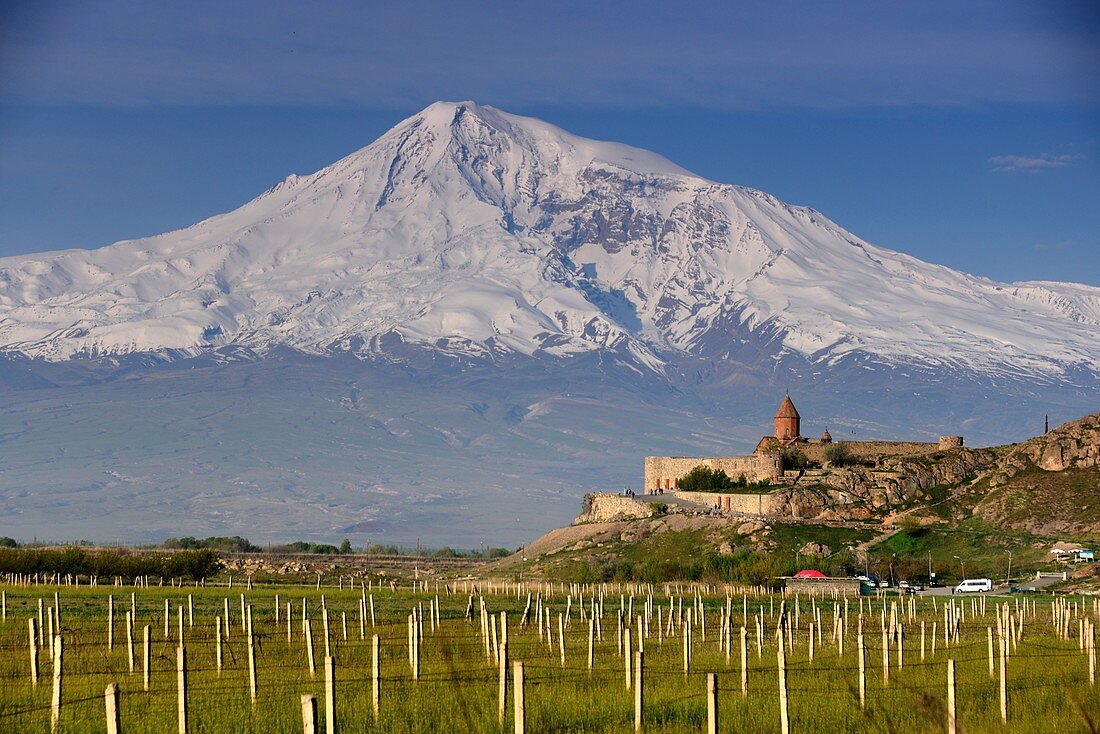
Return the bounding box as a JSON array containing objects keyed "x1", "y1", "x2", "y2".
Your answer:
[{"x1": 798, "y1": 542, "x2": 832, "y2": 557}]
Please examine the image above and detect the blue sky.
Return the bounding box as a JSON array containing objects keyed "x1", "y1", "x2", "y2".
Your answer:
[{"x1": 1, "y1": 1, "x2": 1098, "y2": 284}]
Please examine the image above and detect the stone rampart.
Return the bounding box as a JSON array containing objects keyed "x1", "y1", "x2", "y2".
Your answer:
[
  {"x1": 575, "y1": 493, "x2": 655, "y2": 524},
  {"x1": 671, "y1": 491, "x2": 776, "y2": 516},
  {"x1": 796, "y1": 440, "x2": 948, "y2": 463},
  {"x1": 644, "y1": 455, "x2": 781, "y2": 494}
]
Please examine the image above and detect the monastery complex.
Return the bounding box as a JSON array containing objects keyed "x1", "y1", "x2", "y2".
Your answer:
[{"x1": 643, "y1": 393, "x2": 964, "y2": 494}]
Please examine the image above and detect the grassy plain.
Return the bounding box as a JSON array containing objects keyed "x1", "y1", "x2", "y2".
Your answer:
[{"x1": 0, "y1": 582, "x2": 1097, "y2": 732}]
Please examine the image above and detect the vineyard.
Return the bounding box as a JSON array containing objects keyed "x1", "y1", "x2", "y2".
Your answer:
[{"x1": 0, "y1": 577, "x2": 1097, "y2": 732}]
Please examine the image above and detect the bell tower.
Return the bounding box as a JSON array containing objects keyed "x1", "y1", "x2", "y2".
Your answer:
[{"x1": 774, "y1": 392, "x2": 801, "y2": 442}]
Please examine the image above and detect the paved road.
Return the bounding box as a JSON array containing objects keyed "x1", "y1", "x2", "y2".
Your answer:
[{"x1": 915, "y1": 574, "x2": 1064, "y2": 596}]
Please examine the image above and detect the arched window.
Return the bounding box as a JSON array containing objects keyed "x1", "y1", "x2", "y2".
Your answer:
[{"x1": 784, "y1": 427, "x2": 790, "y2": 438}]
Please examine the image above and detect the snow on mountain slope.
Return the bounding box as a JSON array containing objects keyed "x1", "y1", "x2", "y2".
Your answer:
[{"x1": 1, "y1": 101, "x2": 1097, "y2": 379}]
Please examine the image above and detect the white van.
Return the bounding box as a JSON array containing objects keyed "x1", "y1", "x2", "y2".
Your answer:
[{"x1": 954, "y1": 578, "x2": 993, "y2": 594}]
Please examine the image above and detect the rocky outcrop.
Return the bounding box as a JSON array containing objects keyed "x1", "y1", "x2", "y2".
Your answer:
[{"x1": 988, "y1": 414, "x2": 1100, "y2": 486}]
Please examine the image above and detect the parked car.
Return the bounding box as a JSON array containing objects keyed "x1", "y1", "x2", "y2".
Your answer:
[{"x1": 954, "y1": 578, "x2": 993, "y2": 594}]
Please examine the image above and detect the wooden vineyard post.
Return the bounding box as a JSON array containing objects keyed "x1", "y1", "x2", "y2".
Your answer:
[
  {"x1": 143, "y1": 625, "x2": 151, "y2": 692},
  {"x1": 301, "y1": 694, "x2": 318, "y2": 734},
  {"x1": 946, "y1": 659, "x2": 956, "y2": 734},
  {"x1": 857, "y1": 633, "x2": 866, "y2": 711},
  {"x1": 588, "y1": 618, "x2": 595, "y2": 671},
  {"x1": 625, "y1": 627, "x2": 632, "y2": 690},
  {"x1": 498, "y1": 640, "x2": 510, "y2": 725},
  {"x1": 1090, "y1": 624, "x2": 1096, "y2": 687},
  {"x1": 998, "y1": 635, "x2": 1007, "y2": 723},
  {"x1": 683, "y1": 623, "x2": 690, "y2": 676},
  {"x1": 29, "y1": 618, "x2": 38, "y2": 687},
  {"x1": 105, "y1": 682, "x2": 121, "y2": 734},
  {"x1": 987, "y1": 627, "x2": 995, "y2": 678},
  {"x1": 372, "y1": 634, "x2": 380, "y2": 720},
  {"x1": 306, "y1": 619, "x2": 316, "y2": 678},
  {"x1": 706, "y1": 672, "x2": 718, "y2": 734},
  {"x1": 777, "y1": 635, "x2": 789, "y2": 734},
  {"x1": 513, "y1": 660, "x2": 525, "y2": 734},
  {"x1": 413, "y1": 612, "x2": 420, "y2": 681},
  {"x1": 881, "y1": 626, "x2": 889, "y2": 685},
  {"x1": 164, "y1": 599, "x2": 170, "y2": 640},
  {"x1": 108, "y1": 595, "x2": 114, "y2": 651},
  {"x1": 176, "y1": 646, "x2": 188, "y2": 734},
  {"x1": 634, "y1": 650, "x2": 644, "y2": 733},
  {"x1": 51, "y1": 636, "x2": 62, "y2": 733},
  {"x1": 126, "y1": 611, "x2": 134, "y2": 674},
  {"x1": 324, "y1": 655, "x2": 336, "y2": 734},
  {"x1": 897, "y1": 623, "x2": 903, "y2": 670},
  {"x1": 558, "y1": 613, "x2": 566, "y2": 666},
  {"x1": 216, "y1": 617, "x2": 223, "y2": 674},
  {"x1": 740, "y1": 626, "x2": 748, "y2": 698},
  {"x1": 248, "y1": 631, "x2": 258, "y2": 704}
]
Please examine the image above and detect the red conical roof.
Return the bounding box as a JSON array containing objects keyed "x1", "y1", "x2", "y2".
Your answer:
[{"x1": 775, "y1": 394, "x2": 800, "y2": 419}]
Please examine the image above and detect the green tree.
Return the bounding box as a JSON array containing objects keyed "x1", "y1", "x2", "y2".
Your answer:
[
  {"x1": 824, "y1": 442, "x2": 855, "y2": 466},
  {"x1": 677, "y1": 465, "x2": 735, "y2": 492},
  {"x1": 780, "y1": 448, "x2": 807, "y2": 471}
]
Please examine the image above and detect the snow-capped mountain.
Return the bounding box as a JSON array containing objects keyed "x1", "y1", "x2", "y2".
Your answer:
[{"x1": 2, "y1": 100, "x2": 1098, "y2": 379}]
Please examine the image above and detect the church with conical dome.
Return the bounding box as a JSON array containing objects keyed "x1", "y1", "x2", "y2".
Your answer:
[
  {"x1": 752, "y1": 392, "x2": 832, "y2": 454},
  {"x1": 643, "y1": 392, "x2": 962, "y2": 495}
]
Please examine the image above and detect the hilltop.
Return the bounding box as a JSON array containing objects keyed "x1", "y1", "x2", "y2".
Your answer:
[{"x1": 501, "y1": 412, "x2": 1100, "y2": 583}]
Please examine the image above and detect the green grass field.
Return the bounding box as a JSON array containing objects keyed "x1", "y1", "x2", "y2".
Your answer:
[{"x1": 0, "y1": 581, "x2": 1097, "y2": 732}]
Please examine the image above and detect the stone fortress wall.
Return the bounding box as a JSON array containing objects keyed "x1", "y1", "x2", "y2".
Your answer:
[
  {"x1": 644, "y1": 455, "x2": 781, "y2": 494},
  {"x1": 645, "y1": 438, "x2": 965, "y2": 495},
  {"x1": 797, "y1": 436, "x2": 964, "y2": 463}
]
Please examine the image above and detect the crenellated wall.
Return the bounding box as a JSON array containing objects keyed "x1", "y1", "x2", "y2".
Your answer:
[{"x1": 644, "y1": 455, "x2": 781, "y2": 494}]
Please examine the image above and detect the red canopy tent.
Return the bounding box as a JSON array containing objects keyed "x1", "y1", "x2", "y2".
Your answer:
[{"x1": 793, "y1": 569, "x2": 827, "y2": 579}]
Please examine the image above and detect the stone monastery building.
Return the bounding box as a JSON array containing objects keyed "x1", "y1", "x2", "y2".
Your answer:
[{"x1": 643, "y1": 393, "x2": 963, "y2": 494}]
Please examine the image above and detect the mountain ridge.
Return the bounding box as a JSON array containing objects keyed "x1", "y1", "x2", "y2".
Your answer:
[{"x1": 1, "y1": 101, "x2": 1098, "y2": 383}]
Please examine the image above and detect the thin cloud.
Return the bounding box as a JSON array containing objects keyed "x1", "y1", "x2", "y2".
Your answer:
[{"x1": 988, "y1": 154, "x2": 1074, "y2": 173}]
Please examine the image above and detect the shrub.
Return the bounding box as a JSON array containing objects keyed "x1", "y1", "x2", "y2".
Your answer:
[
  {"x1": 824, "y1": 442, "x2": 856, "y2": 466},
  {"x1": 780, "y1": 448, "x2": 808, "y2": 472},
  {"x1": 677, "y1": 465, "x2": 735, "y2": 492},
  {"x1": 163, "y1": 536, "x2": 260, "y2": 553},
  {"x1": 0, "y1": 547, "x2": 221, "y2": 580}
]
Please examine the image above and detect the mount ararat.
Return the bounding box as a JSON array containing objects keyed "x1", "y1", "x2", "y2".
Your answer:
[{"x1": 0, "y1": 102, "x2": 1096, "y2": 546}]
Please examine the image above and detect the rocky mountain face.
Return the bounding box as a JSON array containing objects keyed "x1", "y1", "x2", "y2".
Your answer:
[{"x1": 1, "y1": 101, "x2": 1098, "y2": 383}]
